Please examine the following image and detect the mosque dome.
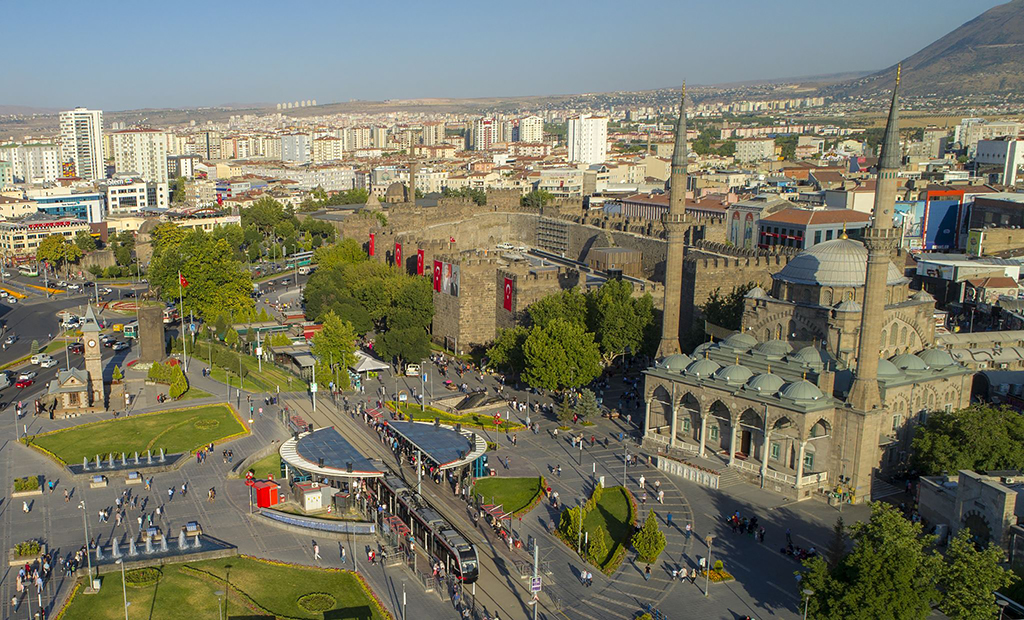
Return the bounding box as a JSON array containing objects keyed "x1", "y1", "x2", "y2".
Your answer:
[
  {"x1": 877, "y1": 358, "x2": 902, "y2": 377},
  {"x1": 779, "y1": 380, "x2": 824, "y2": 402},
  {"x1": 685, "y1": 358, "x2": 721, "y2": 378},
  {"x1": 834, "y1": 299, "x2": 862, "y2": 313},
  {"x1": 746, "y1": 373, "x2": 786, "y2": 394},
  {"x1": 660, "y1": 354, "x2": 693, "y2": 372},
  {"x1": 788, "y1": 346, "x2": 829, "y2": 367},
  {"x1": 745, "y1": 286, "x2": 770, "y2": 299},
  {"x1": 721, "y1": 332, "x2": 757, "y2": 350},
  {"x1": 692, "y1": 341, "x2": 716, "y2": 357},
  {"x1": 891, "y1": 352, "x2": 928, "y2": 372},
  {"x1": 775, "y1": 238, "x2": 906, "y2": 287},
  {"x1": 754, "y1": 339, "x2": 793, "y2": 358},
  {"x1": 714, "y1": 364, "x2": 754, "y2": 386},
  {"x1": 911, "y1": 290, "x2": 934, "y2": 302},
  {"x1": 918, "y1": 349, "x2": 956, "y2": 369}
]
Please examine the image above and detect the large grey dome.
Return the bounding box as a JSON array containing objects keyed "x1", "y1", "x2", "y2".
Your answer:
[
  {"x1": 754, "y1": 339, "x2": 793, "y2": 358},
  {"x1": 891, "y1": 352, "x2": 928, "y2": 372},
  {"x1": 779, "y1": 380, "x2": 824, "y2": 402},
  {"x1": 660, "y1": 354, "x2": 693, "y2": 372},
  {"x1": 919, "y1": 349, "x2": 955, "y2": 369},
  {"x1": 721, "y1": 333, "x2": 757, "y2": 350},
  {"x1": 714, "y1": 364, "x2": 754, "y2": 385},
  {"x1": 746, "y1": 372, "x2": 786, "y2": 394},
  {"x1": 788, "y1": 346, "x2": 830, "y2": 367},
  {"x1": 685, "y1": 358, "x2": 721, "y2": 378},
  {"x1": 775, "y1": 238, "x2": 906, "y2": 287}
]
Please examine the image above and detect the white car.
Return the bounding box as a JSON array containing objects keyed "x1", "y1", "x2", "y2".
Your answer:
[
  {"x1": 56, "y1": 281, "x2": 68, "y2": 288},
  {"x1": 7, "y1": 297, "x2": 15, "y2": 304},
  {"x1": 31, "y1": 354, "x2": 54, "y2": 365},
  {"x1": 39, "y1": 358, "x2": 58, "y2": 368},
  {"x1": 1, "y1": 271, "x2": 10, "y2": 278},
  {"x1": 18, "y1": 371, "x2": 37, "y2": 381},
  {"x1": 0, "y1": 290, "x2": 8, "y2": 298},
  {"x1": 67, "y1": 283, "x2": 80, "y2": 291}
]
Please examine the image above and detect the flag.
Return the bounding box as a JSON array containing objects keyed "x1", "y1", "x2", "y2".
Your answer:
[
  {"x1": 179, "y1": 273, "x2": 189, "y2": 288},
  {"x1": 394, "y1": 243, "x2": 402, "y2": 268},
  {"x1": 369, "y1": 233, "x2": 375, "y2": 257},
  {"x1": 449, "y1": 236, "x2": 455, "y2": 243},
  {"x1": 503, "y1": 277, "x2": 513, "y2": 311},
  {"x1": 433, "y1": 260, "x2": 442, "y2": 292},
  {"x1": 216, "y1": 194, "x2": 223, "y2": 206},
  {"x1": 416, "y1": 249, "x2": 425, "y2": 275}
]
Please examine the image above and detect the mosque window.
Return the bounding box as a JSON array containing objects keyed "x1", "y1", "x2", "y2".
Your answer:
[
  {"x1": 900, "y1": 327, "x2": 907, "y2": 345},
  {"x1": 889, "y1": 330, "x2": 897, "y2": 346},
  {"x1": 710, "y1": 426, "x2": 719, "y2": 441},
  {"x1": 826, "y1": 229, "x2": 834, "y2": 241},
  {"x1": 803, "y1": 451, "x2": 815, "y2": 471},
  {"x1": 891, "y1": 415, "x2": 902, "y2": 432},
  {"x1": 823, "y1": 289, "x2": 833, "y2": 305},
  {"x1": 881, "y1": 330, "x2": 887, "y2": 346},
  {"x1": 683, "y1": 418, "x2": 691, "y2": 433},
  {"x1": 770, "y1": 442, "x2": 780, "y2": 461}
]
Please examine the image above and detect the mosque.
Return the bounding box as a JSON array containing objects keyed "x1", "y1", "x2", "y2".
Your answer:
[{"x1": 642, "y1": 72, "x2": 973, "y2": 503}]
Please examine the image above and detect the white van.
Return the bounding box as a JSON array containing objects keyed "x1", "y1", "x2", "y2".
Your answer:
[{"x1": 405, "y1": 364, "x2": 421, "y2": 377}]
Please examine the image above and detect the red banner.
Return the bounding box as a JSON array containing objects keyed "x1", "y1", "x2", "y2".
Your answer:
[
  {"x1": 394, "y1": 243, "x2": 402, "y2": 267},
  {"x1": 369, "y1": 233, "x2": 375, "y2": 256},
  {"x1": 503, "y1": 277, "x2": 513, "y2": 311},
  {"x1": 433, "y1": 260, "x2": 442, "y2": 291},
  {"x1": 416, "y1": 249, "x2": 425, "y2": 275}
]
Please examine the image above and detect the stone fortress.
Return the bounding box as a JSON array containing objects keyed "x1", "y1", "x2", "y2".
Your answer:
[{"x1": 642, "y1": 73, "x2": 975, "y2": 504}]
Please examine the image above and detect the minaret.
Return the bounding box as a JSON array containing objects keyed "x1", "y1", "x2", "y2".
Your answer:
[
  {"x1": 82, "y1": 304, "x2": 105, "y2": 408},
  {"x1": 848, "y1": 66, "x2": 903, "y2": 410},
  {"x1": 656, "y1": 84, "x2": 689, "y2": 357}
]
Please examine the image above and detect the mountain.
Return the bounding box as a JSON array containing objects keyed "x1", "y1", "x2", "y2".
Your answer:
[{"x1": 826, "y1": 0, "x2": 1024, "y2": 98}]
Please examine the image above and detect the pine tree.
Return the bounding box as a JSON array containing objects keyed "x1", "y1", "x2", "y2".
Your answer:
[
  {"x1": 557, "y1": 397, "x2": 575, "y2": 424},
  {"x1": 577, "y1": 389, "x2": 600, "y2": 419},
  {"x1": 631, "y1": 511, "x2": 666, "y2": 563},
  {"x1": 111, "y1": 366, "x2": 123, "y2": 383}
]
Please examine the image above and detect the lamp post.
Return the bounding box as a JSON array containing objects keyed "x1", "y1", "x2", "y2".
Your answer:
[
  {"x1": 115, "y1": 559, "x2": 130, "y2": 620},
  {"x1": 704, "y1": 534, "x2": 714, "y2": 597},
  {"x1": 802, "y1": 588, "x2": 815, "y2": 620},
  {"x1": 577, "y1": 496, "x2": 586, "y2": 555},
  {"x1": 997, "y1": 598, "x2": 1009, "y2": 620},
  {"x1": 215, "y1": 590, "x2": 225, "y2": 620},
  {"x1": 78, "y1": 500, "x2": 94, "y2": 586}
]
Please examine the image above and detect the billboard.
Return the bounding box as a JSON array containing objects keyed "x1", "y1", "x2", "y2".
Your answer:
[
  {"x1": 449, "y1": 264, "x2": 460, "y2": 297},
  {"x1": 966, "y1": 230, "x2": 984, "y2": 257}
]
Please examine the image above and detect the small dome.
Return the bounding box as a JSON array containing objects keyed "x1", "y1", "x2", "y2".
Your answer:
[
  {"x1": 789, "y1": 346, "x2": 828, "y2": 367},
  {"x1": 775, "y1": 238, "x2": 906, "y2": 287},
  {"x1": 779, "y1": 380, "x2": 824, "y2": 402},
  {"x1": 891, "y1": 353, "x2": 928, "y2": 372},
  {"x1": 722, "y1": 333, "x2": 757, "y2": 350},
  {"x1": 692, "y1": 341, "x2": 716, "y2": 357},
  {"x1": 911, "y1": 290, "x2": 934, "y2": 302},
  {"x1": 685, "y1": 358, "x2": 721, "y2": 378},
  {"x1": 714, "y1": 364, "x2": 754, "y2": 385},
  {"x1": 660, "y1": 353, "x2": 693, "y2": 372},
  {"x1": 919, "y1": 349, "x2": 955, "y2": 369},
  {"x1": 746, "y1": 372, "x2": 786, "y2": 393},
  {"x1": 834, "y1": 299, "x2": 862, "y2": 313},
  {"x1": 745, "y1": 286, "x2": 770, "y2": 299},
  {"x1": 877, "y1": 358, "x2": 902, "y2": 377},
  {"x1": 754, "y1": 339, "x2": 793, "y2": 357}
]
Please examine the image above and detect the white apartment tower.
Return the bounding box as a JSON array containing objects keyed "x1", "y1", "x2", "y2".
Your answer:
[
  {"x1": 473, "y1": 118, "x2": 496, "y2": 151},
  {"x1": 518, "y1": 116, "x2": 543, "y2": 143},
  {"x1": 112, "y1": 129, "x2": 169, "y2": 183},
  {"x1": 59, "y1": 107, "x2": 104, "y2": 180},
  {"x1": 567, "y1": 114, "x2": 608, "y2": 164}
]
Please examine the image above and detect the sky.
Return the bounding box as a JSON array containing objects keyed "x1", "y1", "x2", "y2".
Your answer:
[{"x1": 0, "y1": 0, "x2": 1007, "y2": 111}]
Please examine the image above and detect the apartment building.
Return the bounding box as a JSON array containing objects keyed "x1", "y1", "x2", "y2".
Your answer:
[
  {"x1": 734, "y1": 137, "x2": 776, "y2": 163},
  {"x1": 112, "y1": 129, "x2": 168, "y2": 183},
  {"x1": 0, "y1": 143, "x2": 60, "y2": 183},
  {"x1": 567, "y1": 114, "x2": 608, "y2": 164},
  {"x1": 59, "y1": 108, "x2": 104, "y2": 180},
  {"x1": 0, "y1": 213, "x2": 91, "y2": 258},
  {"x1": 519, "y1": 116, "x2": 543, "y2": 143}
]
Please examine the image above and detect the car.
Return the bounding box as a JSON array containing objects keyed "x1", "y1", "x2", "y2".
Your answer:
[
  {"x1": 112, "y1": 341, "x2": 129, "y2": 352},
  {"x1": 0, "y1": 290, "x2": 7, "y2": 298},
  {"x1": 15, "y1": 379, "x2": 33, "y2": 388},
  {"x1": 1, "y1": 271, "x2": 10, "y2": 278},
  {"x1": 30, "y1": 354, "x2": 50, "y2": 365},
  {"x1": 67, "y1": 343, "x2": 84, "y2": 354},
  {"x1": 83, "y1": 281, "x2": 95, "y2": 288},
  {"x1": 4, "y1": 335, "x2": 15, "y2": 345},
  {"x1": 18, "y1": 371, "x2": 37, "y2": 381},
  {"x1": 124, "y1": 291, "x2": 136, "y2": 298},
  {"x1": 103, "y1": 339, "x2": 116, "y2": 348},
  {"x1": 39, "y1": 358, "x2": 57, "y2": 368},
  {"x1": 56, "y1": 281, "x2": 68, "y2": 288},
  {"x1": 67, "y1": 283, "x2": 80, "y2": 291},
  {"x1": 7, "y1": 298, "x2": 16, "y2": 304},
  {"x1": 281, "y1": 278, "x2": 291, "y2": 285}
]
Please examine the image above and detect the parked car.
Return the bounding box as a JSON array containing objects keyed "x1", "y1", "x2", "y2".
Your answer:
[
  {"x1": 15, "y1": 378, "x2": 34, "y2": 388},
  {"x1": 112, "y1": 341, "x2": 129, "y2": 352},
  {"x1": 67, "y1": 283, "x2": 81, "y2": 291},
  {"x1": 1, "y1": 271, "x2": 10, "y2": 278},
  {"x1": 18, "y1": 371, "x2": 37, "y2": 381},
  {"x1": 7, "y1": 298, "x2": 16, "y2": 304}
]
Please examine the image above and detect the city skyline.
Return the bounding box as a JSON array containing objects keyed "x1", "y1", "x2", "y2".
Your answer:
[{"x1": 0, "y1": 0, "x2": 1005, "y2": 111}]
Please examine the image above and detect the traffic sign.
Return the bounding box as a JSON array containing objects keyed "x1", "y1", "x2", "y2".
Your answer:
[
  {"x1": 310, "y1": 382, "x2": 318, "y2": 393},
  {"x1": 531, "y1": 577, "x2": 542, "y2": 592}
]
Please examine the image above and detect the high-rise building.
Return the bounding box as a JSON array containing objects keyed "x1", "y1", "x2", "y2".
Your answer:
[
  {"x1": 371, "y1": 126, "x2": 388, "y2": 149},
  {"x1": 472, "y1": 118, "x2": 496, "y2": 151},
  {"x1": 112, "y1": 129, "x2": 168, "y2": 183},
  {"x1": 281, "y1": 134, "x2": 311, "y2": 163},
  {"x1": 519, "y1": 116, "x2": 543, "y2": 143},
  {"x1": 422, "y1": 122, "x2": 446, "y2": 146},
  {"x1": 59, "y1": 107, "x2": 104, "y2": 180},
  {"x1": 567, "y1": 114, "x2": 608, "y2": 164},
  {"x1": 0, "y1": 143, "x2": 60, "y2": 183}
]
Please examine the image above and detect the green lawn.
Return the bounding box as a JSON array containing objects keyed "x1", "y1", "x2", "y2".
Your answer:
[
  {"x1": 177, "y1": 387, "x2": 213, "y2": 401},
  {"x1": 209, "y1": 358, "x2": 299, "y2": 393},
  {"x1": 389, "y1": 401, "x2": 524, "y2": 431},
  {"x1": 27, "y1": 404, "x2": 246, "y2": 464},
  {"x1": 59, "y1": 555, "x2": 388, "y2": 620},
  {"x1": 473, "y1": 477, "x2": 543, "y2": 516},
  {"x1": 582, "y1": 486, "x2": 634, "y2": 570},
  {"x1": 247, "y1": 450, "x2": 282, "y2": 480}
]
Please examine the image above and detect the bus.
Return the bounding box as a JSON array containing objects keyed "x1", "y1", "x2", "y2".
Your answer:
[
  {"x1": 18, "y1": 265, "x2": 38, "y2": 277},
  {"x1": 123, "y1": 321, "x2": 139, "y2": 339},
  {"x1": 285, "y1": 251, "x2": 315, "y2": 269}
]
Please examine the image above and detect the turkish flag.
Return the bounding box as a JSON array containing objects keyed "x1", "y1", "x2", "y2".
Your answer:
[
  {"x1": 433, "y1": 260, "x2": 442, "y2": 292},
  {"x1": 416, "y1": 249, "x2": 425, "y2": 275},
  {"x1": 394, "y1": 243, "x2": 402, "y2": 267},
  {"x1": 369, "y1": 233, "x2": 375, "y2": 256},
  {"x1": 179, "y1": 274, "x2": 189, "y2": 288},
  {"x1": 503, "y1": 277, "x2": 513, "y2": 311}
]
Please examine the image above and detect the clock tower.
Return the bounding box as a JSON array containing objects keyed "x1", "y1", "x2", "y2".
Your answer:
[{"x1": 82, "y1": 305, "x2": 105, "y2": 408}]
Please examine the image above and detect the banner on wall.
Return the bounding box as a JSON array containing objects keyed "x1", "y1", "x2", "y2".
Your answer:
[
  {"x1": 394, "y1": 243, "x2": 402, "y2": 267},
  {"x1": 433, "y1": 260, "x2": 442, "y2": 291},
  {"x1": 442, "y1": 262, "x2": 452, "y2": 293},
  {"x1": 369, "y1": 233, "x2": 375, "y2": 256},
  {"x1": 449, "y1": 264, "x2": 460, "y2": 297},
  {"x1": 416, "y1": 249, "x2": 425, "y2": 275},
  {"x1": 503, "y1": 277, "x2": 513, "y2": 311}
]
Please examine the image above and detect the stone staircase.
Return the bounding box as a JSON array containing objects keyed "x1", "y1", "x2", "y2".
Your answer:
[{"x1": 717, "y1": 467, "x2": 745, "y2": 488}]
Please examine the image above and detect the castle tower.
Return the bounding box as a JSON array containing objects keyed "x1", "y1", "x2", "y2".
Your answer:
[
  {"x1": 82, "y1": 305, "x2": 105, "y2": 408},
  {"x1": 848, "y1": 67, "x2": 903, "y2": 411},
  {"x1": 657, "y1": 84, "x2": 689, "y2": 357}
]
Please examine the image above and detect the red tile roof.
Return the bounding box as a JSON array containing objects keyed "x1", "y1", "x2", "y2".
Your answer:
[{"x1": 760, "y1": 208, "x2": 870, "y2": 226}]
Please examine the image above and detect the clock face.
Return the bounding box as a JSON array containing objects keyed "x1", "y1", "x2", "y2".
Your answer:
[{"x1": 88, "y1": 340, "x2": 96, "y2": 348}]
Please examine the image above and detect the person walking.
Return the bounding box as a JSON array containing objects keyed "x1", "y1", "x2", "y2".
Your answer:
[
  {"x1": 313, "y1": 543, "x2": 321, "y2": 560},
  {"x1": 340, "y1": 545, "x2": 346, "y2": 564},
  {"x1": 679, "y1": 566, "x2": 687, "y2": 582},
  {"x1": 644, "y1": 565, "x2": 651, "y2": 581},
  {"x1": 22, "y1": 501, "x2": 29, "y2": 513},
  {"x1": 685, "y1": 523, "x2": 692, "y2": 539},
  {"x1": 639, "y1": 474, "x2": 646, "y2": 490},
  {"x1": 667, "y1": 512, "x2": 673, "y2": 527},
  {"x1": 168, "y1": 487, "x2": 174, "y2": 502}
]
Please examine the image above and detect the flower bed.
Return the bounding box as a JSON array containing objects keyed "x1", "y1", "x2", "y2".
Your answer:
[
  {"x1": 13, "y1": 475, "x2": 40, "y2": 493},
  {"x1": 124, "y1": 567, "x2": 161, "y2": 587},
  {"x1": 387, "y1": 401, "x2": 525, "y2": 432}
]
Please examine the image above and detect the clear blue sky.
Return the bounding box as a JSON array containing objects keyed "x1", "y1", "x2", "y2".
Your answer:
[{"x1": 1, "y1": 0, "x2": 1006, "y2": 110}]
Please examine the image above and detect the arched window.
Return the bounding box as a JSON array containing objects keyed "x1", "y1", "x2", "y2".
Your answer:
[
  {"x1": 823, "y1": 289, "x2": 833, "y2": 306},
  {"x1": 845, "y1": 290, "x2": 854, "y2": 301},
  {"x1": 889, "y1": 329, "x2": 898, "y2": 346},
  {"x1": 900, "y1": 326, "x2": 907, "y2": 345},
  {"x1": 881, "y1": 330, "x2": 888, "y2": 347},
  {"x1": 764, "y1": 328, "x2": 771, "y2": 342},
  {"x1": 910, "y1": 331, "x2": 917, "y2": 346}
]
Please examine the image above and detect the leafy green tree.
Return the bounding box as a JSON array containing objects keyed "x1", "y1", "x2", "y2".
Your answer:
[
  {"x1": 825, "y1": 517, "x2": 846, "y2": 570},
  {"x1": 700, "y1": 282, "x2": 757, "y2": 331},
  {"x1": 631, "y1": 511, "x2": 666, "y2": 563},
  {"x1": 441, "y1": 187, "x2": 486, "y2": 205},
  {"x1": 912, "y1": 405, "x2": 1024, "y2": 476},
  {"x1": 528, "y1": 288, "x2": 587, "y2": 329},
  {"x1": 577, "y1": 389, "x2": 600, "y2": 420},
  {"x1": 257, "y1": 307, "x2": 271, "y2": 322},
  {"x1": 521, "y1": 190, "x2": 553, "y2": 209},
  {"x1": 938, "y1": 528, "x2": 1016, "y2": 620},
  {"x1": 149, "y1": 222, "x2": 187, "y2": 254},
  {"x1": 111, "y1": 365, "x2": 123, "y2": 382},
  {"x1": 311, "y1": 310, "x2": 358, "y2": 390},
  {"x1": 587, "y1": 531, "x2": 607, "y2": 564},
  {"x1": 522, "y1": 318, "x2": 602, "y2": 391},
  {"x1": 169, "y1": 367, "x2": 188, "y2": 399},
  {"x1": 486, "y1": 326, "x2": 528, "y2": 375},
  {"x1": 224, "y1": 328, "x2": 239, "y2": 349},
  {"x1": 36, "y1": 234, "x2": 83, "y2": 274},
  {"x1": 559, "y1": 506, "x2": 582, "y2": 541},
  {"x1": 775, "y1": 135, "x2": 798, "y2": 160},
  {"x1": 586, "y1": 279, "x2": 654, "y2": 362},
  {"x1": 74, "y1": 230, "x2": 96, "y2": 252},
  {"x1": 377, "y1": 326, "x2": 430, "y2": 373},
  {"x1": 802, "y1": 502, "x2": 940, "y2": 620},
  {"x1": 268, "y1": 332, "x2": 293, "y2": 347},
  {"x1": 30, "y1": 340, "x2": 39, "y2": 354}
]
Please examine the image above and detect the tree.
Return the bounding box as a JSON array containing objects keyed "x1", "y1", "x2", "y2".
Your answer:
[
  {"x1": 377, "y1": 326, "x2": 431, "y2": 373},
  {"x1": 171, "y1": 177, "x2": 187, "y2": 204},
  {"x1": 521, "y1": 190, "x2": 553, "y2": 209},
  {"x1": 314, "y1": 239, "x2": 366, "y2": 269},
  {"x1": 169, "y1": 366, "x2": 188, "y2": 399},
  {"x1": 74, "y1": 230, "x2": 96, "y2": 252},
  {"x1": 577, "y1": 389, "x2": 600, "y2": 420},
  {"x1": 912, "y1": 405, "x2": 1024, "y2": 476},
  {"x1": 30, "y1": 340, "x2": 39, "y2": 355},
  {"x1": 557, "y1": 397, "x2": 575, "y2": 424},
  {"x1": 224, "y1": 328, "x2": 239, "y2": 349},
  {"x1": 311, "y1": 310, "x2": 358, "y2": 390},
  {"x1": 825, "y1": 517, "x2": 846, "y2": 570},
  {"x1": 938, "y1": 528, "x2": 1016, "y2": 620},
  {"x1": 586, "y1": 279, "x2": 655, "y2": 362},
  {"x1": 559, "y1": 506, "x2": 582, "y2": 542},
  {"x1": 631, "y1": 511, "x2": 666, "y2": 563},
  {"x1": 522, "y1": 318, "x2": 602, "y2": 392},
  {"x1": 587, "y1": 531, "x2": 608, "y2": 564},
  {"x1": 528, "y1": 288, "x2": 587, "y2": 330},
  {"x1": 36, "y1": 234, "x2": 83, "y2": 274},
  {"x1": 111, "y1": 365, "x2": 123, "y2": 383},
  {"x1": 802, "y1": 502, "x2": 940, "y2": 620},
  {"x1": 775, "y1": 135, "x2": 798, "y2": 160},
  {"x1": 486, "y1": 326, "x2": 528, "y2": 375},
  {"x1": 700, "y1": 282, "x2": 757, "y2": 331},
  {"x1": 269, "y1": 332, "x2": 293, "y2": 347}
]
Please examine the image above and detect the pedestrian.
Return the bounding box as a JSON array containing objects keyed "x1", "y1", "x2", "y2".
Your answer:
[
  {"x1": 685, "y1": 523, "x2": 692, "y2": 539},
  {"x1": 667, "y1": 512, "x2": 673, "y2": 527},
  {"x1": 785, "y1": 527, "x2": 793, "y2": 546},
  {"x1": 679, "y1": 566, "x2": 687, "y2": 582},
  {"x1": 22, "y1": 501, "x2": 28, "y2": 513},
  {"x1": 137, "y1": 516, "x2": 142, "y2": 530},
  {"x1": 341, "y1": 545, "x2": 346, "y2": 564},
  {"x1": 639, "y1": 474, "x2": 646, "y2": 490},
  {"x1": 168, "y1": 487, "x2": 174, "y2": 501},
  {"x1": 181, "y1": 482, "x2": 187, "y2": 497},
  {"x1": 64, "y1": 489, "x2": 69, "y2": 502},
  {"x1": 47, "y1": 480, "x2": 54, "y2": 493},
  {"x1": 644, "y1": 565, "x2": 651, "y2": 581},
  {"x1": 658, "y1": 489, "x2": 665, "y2": 504},
  {"x1": 313, "y1": 543, "x2": 321, "y2": 560},
  {"x1": 556, "y1": 464, "x2": 561, "y2": 477}
]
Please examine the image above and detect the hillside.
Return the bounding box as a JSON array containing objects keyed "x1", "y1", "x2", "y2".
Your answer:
[{"x1": 826, "y1": 0, "x2": 1024, "y2": 98}]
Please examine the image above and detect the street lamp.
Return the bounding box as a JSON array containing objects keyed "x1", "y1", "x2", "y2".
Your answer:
[
  {"x1": 577, "y1": 496, "x2": 586, "y2": 555},
  {"x1": 803, "y1": 588, "x2": 815, "y2": 620},
  {"x1": 77, "y1": 500, "x2": 94, "y2": 586},
  {"x1": 704, "y1": 534, "x2": 715, "y2": 597},
  {"x1": 214, "y1": 590, "x2": 225, "y2": 620},
  {"x1": 997, "y1": 598, "x2": 1009, "y2": 620},
  {"x1": 115, "y1": 559, "x2": 130, "y2": 620}
]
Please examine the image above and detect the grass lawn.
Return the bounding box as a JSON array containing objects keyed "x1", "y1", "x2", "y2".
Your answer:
[
  {"x1": 177, "y1": 387, "x2": 213, "y2": 401},
  {"x1": 473, "y1": 477, "x2": 543, "y2": 516},
  {"x1": 27, "y1": 404, "x2": 247, "y2": 464},
  {"x1": 246, "y1": 450, "x2": 282, "y2": 480},
  {"x1": 210, "y1": 360, "x2": 299, "y2": 393},
  {"x1": 389, "y1": 401, "x2": 524, "y2": 432},
  {"x1": 582, "y1": 486, "x2": 634, "y2": 571},
  {"x1": 59, "y1": 555, "x2": 389, "y2": 620}
]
